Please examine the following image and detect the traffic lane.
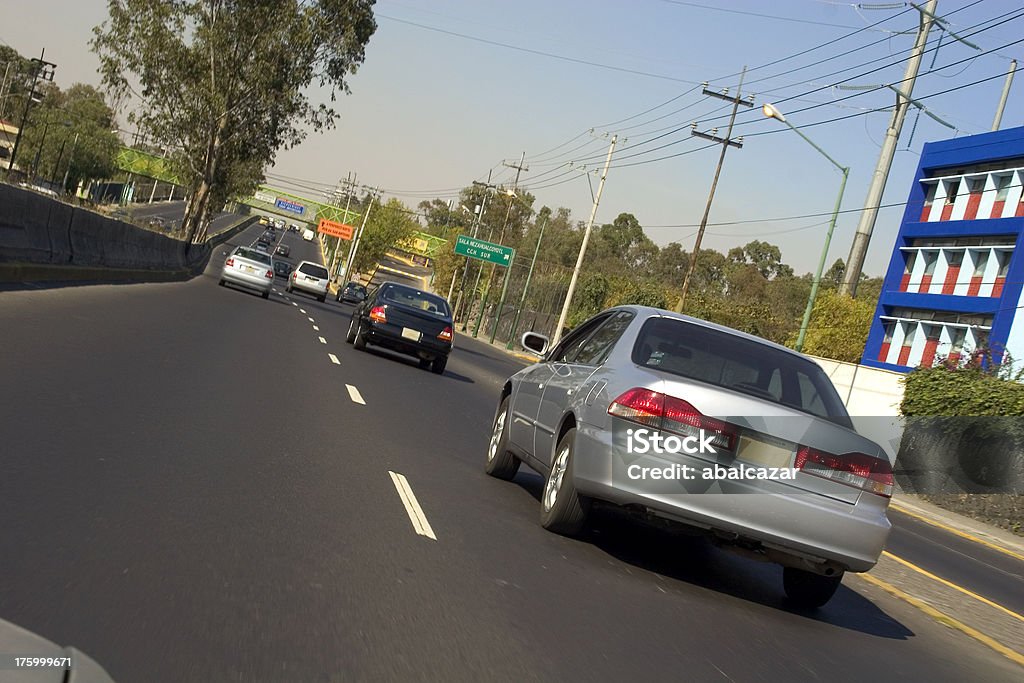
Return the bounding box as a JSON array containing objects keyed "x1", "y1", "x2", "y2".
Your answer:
[
  {"x1": 0, "y1": 266, "x2": 532, "y2": 680},
  {"x1": 315, "y1": 330, "x2": 1023, "y2": 682},
  {"x1": 886, "y1": 507, "x2": 1024, "y2": 616}
]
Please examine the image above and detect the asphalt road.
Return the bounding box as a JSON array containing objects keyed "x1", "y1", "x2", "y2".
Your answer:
[
  {"x1": 126, "y1": 200, "x2": 242, "y2": 236},
  {"x1": 1, "y1": 221, "x2": 1022, "y2": 682}
]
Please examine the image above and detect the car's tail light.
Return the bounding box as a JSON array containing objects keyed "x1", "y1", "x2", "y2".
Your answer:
[
  {"x1": 265, "y1": 270, "x2": 273, "y2": 279},
  {"x1": 438, "y1": 326, "x2": 453, "y2": 342},
  {"x1": 225, "y1": 258, "x2": 235, "y2": 267},
  {"x1": 369, "y1": 306, "x2": 387, "y2": 323},
  {"x1": 795, "y1": 446, "x2": 893, "y2": 498},
  {"x1": 608, "y1": 388, "x2": 736, "y2": 450}
]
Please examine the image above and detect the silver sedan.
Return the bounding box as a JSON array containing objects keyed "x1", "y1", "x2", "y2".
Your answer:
[
  {"x1": 487, "y1": 306, "x2": 892, "y2": 608},
  {"x1": 219, "y1": 246, "x2": 274, "y2": 299}
]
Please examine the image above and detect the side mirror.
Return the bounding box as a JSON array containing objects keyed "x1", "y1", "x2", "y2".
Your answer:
[{"x1": 520, "y1": 331, "x2": 550, "y2": 357}]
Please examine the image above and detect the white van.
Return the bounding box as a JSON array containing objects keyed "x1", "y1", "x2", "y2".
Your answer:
[{"x1": 302, "y1": 228, "x2": 315, "y2": 242}]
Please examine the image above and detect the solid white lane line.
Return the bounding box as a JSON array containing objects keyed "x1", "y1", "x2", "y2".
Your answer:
[
  {"x1": 319, "y1": 336, "x2": 327, "y2": 344},
  {"x1": 313, "y1": 325, "x2": 320, "y2": 331},
  {"x1": 388, "y1": 471, "x2": 437, "y2": 540},
  {"x1": 308, "y1": 317, "x2": 315, "y2": 322},
  {"x1": 346, "y1": 384, "x2": 365, "y2": 405},
  {"x1": 328, "y1": 353, "x2": 340, "y2": 365}
]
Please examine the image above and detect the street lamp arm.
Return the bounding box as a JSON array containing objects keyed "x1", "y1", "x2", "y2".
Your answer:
[{"x1": 781, "y1": 118, "x2": 846, "y2": 174}]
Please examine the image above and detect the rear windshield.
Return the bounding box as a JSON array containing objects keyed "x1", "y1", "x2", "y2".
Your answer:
[
  {"x1": 382, "y1": 286, "x2": 450, "y2": 317},
  {"x1": 236, "y1": 248, "x2": 271, "y2": 264},
  {"x1": 632, "y1": 317, "x2": 851, "y2": 426},
  {"x1": 298, "y1": 263, "x2": 329, "y2": 279}
]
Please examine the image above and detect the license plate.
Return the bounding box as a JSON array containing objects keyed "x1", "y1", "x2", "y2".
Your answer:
[
  {"x1": 305, "y1": 276, "x2": 317, "y2": 282},
  {"x1": 735, "y1": 435, "x2": 794, "y2": 468},
  {"x1": 401, "y1": 327, "x2": 421, "y2": 342}
]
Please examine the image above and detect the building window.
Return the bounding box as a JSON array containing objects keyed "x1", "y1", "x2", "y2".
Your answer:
[
  {"x1": 940, "y1": 179, "x2": 959, "y2": 221},
  {"x1": 941, "y1": 250, "x2": 963, "y2": 294},
  {"x1": 963, "y1": 178, "x2": 985, "y2": 220},
  {"x1": 991, "y1": 175, "x2": 1012, "y2": 218},
  {"x1": 920, "y1": 251, "x2": 938, "y2": 293},
  {"x1": 897, "y1": 322, "x2": 917, "y2": 366},
  {"x1": 948, "y1": 328, "x2": 967, "y2": 364},
  {"x1": 920, "y1": 183, "x2": 937, "y2": 221},
  {"x1": 993, "y1": 251, "x2": 1010, "y2": 297},
  {"x1": 968, "y1": 251, "x2": 988, "y2": 296},
  {"x1": 900, "y1": 251, "x2": 917, "y2": 292},
  {"x1": 878, "y1": 322, "x2": 895, "y2": 362}
]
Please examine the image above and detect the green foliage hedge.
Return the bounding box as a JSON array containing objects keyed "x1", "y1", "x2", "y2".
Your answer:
[{"x1": 901, "y1": 364, "x2": 1024, "y2": 417}]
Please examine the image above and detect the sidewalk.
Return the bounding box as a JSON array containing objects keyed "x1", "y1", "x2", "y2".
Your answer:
[{"x1": 454, "y1": 327, "x2": 537, "y2": 363}]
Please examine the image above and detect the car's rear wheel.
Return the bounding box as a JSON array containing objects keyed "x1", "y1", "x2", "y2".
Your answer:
[
  {"x1": 286, "y1": 284, "x2": 292, "y2": 293},
  {"x1": 418, "y1": 358, "x2": 431, "y2": 369},
  {"x1": 346, "y1": 317, "x2": 358, "y2": 344},
  {"x1": 485, "y1": 397, "x2": 520, "y2": 480},
  {"x1": 318, "y1": 294, "x2": 326, "y2": 302},
  {"x1": 218, "y1": 279, "x2": 225, "y2": 287},
  {"x1": 353, "y1": 319, "x2": 367, "y2": 350},
  {"x1": 261, "y1": 290, "x2": 270, "y2": 299},
  {"x1": 431, "y1": 355, "x2": 447, "y2": 375},
  {"x1": 540, "y1": 428, "x2": 590, "y2": 535},
  {"x1": 782, "y1": 567, "x2": 843, "y2": 608}
]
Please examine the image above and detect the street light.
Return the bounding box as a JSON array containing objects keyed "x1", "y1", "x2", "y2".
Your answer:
[{"x1": 762, "y1": 103, "x2": 849, "y2": 354}]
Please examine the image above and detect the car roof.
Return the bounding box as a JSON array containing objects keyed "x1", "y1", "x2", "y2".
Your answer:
[{"x1": 606, "y1": 305, "x2": 808, "y2": 361}]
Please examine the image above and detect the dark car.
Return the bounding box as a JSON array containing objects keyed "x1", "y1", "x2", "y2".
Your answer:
[
  {"x1": 336, "y1": 281, "x2": 367, "y2": 303},
  {"x1": 273, "y1": 259, "x2": 293, "y2": 278},
  {"x1": 275, "y1": 243, "x2": 291, "y2": 257},
  {"x1": 347, "y1": 282, "x2": 453, "y2": 374}
]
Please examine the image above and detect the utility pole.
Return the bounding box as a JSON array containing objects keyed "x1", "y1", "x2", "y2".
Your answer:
[
  {"x1": 840, "y1": 0, "x2": 938, "y2": 297},
  {"x1": 992, "y1": 59, "x2": 1017, "y2": 131},
  {"x1": 7, "y1": 49, "x2": 56, "y2": 176},
  {"x1": 344, "y1": 186, "x2": 378, "y2": 285},
  {"x1": 552, "y1": 134, "x2": 617, "y2": 347},
  {"x1": 475, "y1": 152, "x2": 528, "y2": 339},
  {"x1": 675, "y1": 68, "x2": 751, "y2": 312},
  {"x1": 330, "y1": 172, "x2": 356, "y2": 278}
]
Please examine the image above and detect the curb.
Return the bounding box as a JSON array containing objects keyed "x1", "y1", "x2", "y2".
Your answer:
[
  {"x1": 454, "y1": 330, "x2": 536, "y2": 363},
  {"x1": 890, "y1": 496, "x2": 1024, "y2": 561}
]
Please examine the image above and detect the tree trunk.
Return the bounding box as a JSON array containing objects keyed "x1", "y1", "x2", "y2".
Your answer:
[{"x1": 183, "y1": 117, "x2": 227, "y2": 243}]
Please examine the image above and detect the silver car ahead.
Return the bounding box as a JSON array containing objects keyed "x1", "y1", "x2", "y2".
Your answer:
[
  {"x1": 487, "y1": 306, "x2": 892, "y2": 608},
  {"x1": 287, "y1": 260, "x2": 330, "y2": 302},
  {"x1": 219, "y1": 246, "x2": 273, "y2": 299}
]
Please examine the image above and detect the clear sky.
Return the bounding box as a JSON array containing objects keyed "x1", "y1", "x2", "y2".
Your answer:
[{"x1": 5, "y1": 0, "x2": 1024, "y2": 276}]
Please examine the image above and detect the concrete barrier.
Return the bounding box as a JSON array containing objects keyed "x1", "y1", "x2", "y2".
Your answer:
[{"x1": 0, "y1": 183, "x2": 255, "y2": 283}]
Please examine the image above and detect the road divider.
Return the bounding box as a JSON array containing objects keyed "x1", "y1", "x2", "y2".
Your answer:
[{"x1": 388, "y1": 471, "x2": 437, "y2": 541}]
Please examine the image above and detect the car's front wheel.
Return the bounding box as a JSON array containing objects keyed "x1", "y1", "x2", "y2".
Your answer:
[
  {"x1": 485, "y1": 397, "x2": 520, "y2": 480},
  {"x1": 540, "y1": 428, "x2": 590, "y2": 535},
  {"x1": 782, "y1": 567, "x2": 843, "y2": 608}
]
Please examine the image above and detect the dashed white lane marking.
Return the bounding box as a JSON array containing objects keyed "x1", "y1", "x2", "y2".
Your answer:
[
  {"x1": 308, "y1": 317, "x2": 315, "y2": 322},
  {"x1": 292, "y1": 302, "x2": 297, "y2": 307},
  {"x1": 313, "y1": 325, "x2": 320, "y2": 331},
  {"x1": 328, "y1": 353, "x2": 340, "y2": 365},
  {"x1": 319, "y1": 336, "x2": 327, "y2": 344},
  {"x1": 346, "y1": 384, "x2": 365, "y2": 405},
  {"x1": 300, "y1": 308, "x2": 307, "y2": 314},
  {"x1": 388, "y1": 471, "x2": 437, "y2": 541}
]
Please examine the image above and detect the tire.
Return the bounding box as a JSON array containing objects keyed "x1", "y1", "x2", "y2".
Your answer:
[
  {"x1": 540, "y1": 428, "x2": 590, "y2": 536},
  {"x1": 318, "y1": 294, "x2": 326, "y2": 302},
  {"x1": 418, "y1": 358, "x2": 431, "y2": 370},
  {"x1": 353, "y1": 319, "x2": 367, "y2": 350},
  {"x1": 431, "y1": 355, "x2": 447, "y2": 375},
  {"x1": 286, "y1": 284, "x2": 292, "y2": 293},
  {"x1": 782, "y1": 567, "x2": 843, "y2": 609},
  {"x1": 218, "y1": 279, "x2": 225, "y2": 287},
  {"x1": 346, "y1": 317, "x2": 358, "y2": 344},
  {"x1": 261, "y1": 290, "x2": 270, "y2": 299},
  {"x1": 485, "y1": 397, "x2": 520, "y2": 480}
]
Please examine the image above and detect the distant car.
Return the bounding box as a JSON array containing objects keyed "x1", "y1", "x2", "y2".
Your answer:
[
  {"x1": 220, "y1": 247, "x2": 274, "y2": 298},
  {"x1": 287, "y1": 260, "x2": 330, "y2": 302},
  {"x1": 273, "y1": 259, "x2": 294, "y2": 278},
  {"x1": 485, "y1": 306, "x2": 893, "y2": 608},
  {"x1": 347, "y1": 282, "x2": 453, "y2": 374},
  {"x1": 258, "y1": 215, "x2": 271, "y2": 225},
  {"x1": 275, "y1": 243, "x2": 291, "y2": 257},
  {"x1": 275, "y1": 218, "x2": 286, "y2": 230},
  {"x1": 302, "y1": 228, "x2": 315, "y2": 241},
  {"x1": 336, "y1": 281, "x2": 367, "y2": 303},
  {"x1": 289, "y1": 223, "x2": 300, "y2": 233},
  {"x1": 254, "y1": 241, "x2": 271, "y2": 254}
]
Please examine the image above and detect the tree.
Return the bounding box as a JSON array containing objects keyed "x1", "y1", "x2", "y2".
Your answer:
[
  {"x1": 92, "y1": 0, "x2": 376, "y2": 242},
  {"x1": 18, "y1": 83, "x2": 120, "y2": 190},
  {"x1": 0, "y1": 46, "x2": 35, "y2": 127},
  {"x1": 823, "y1": 258, "x2": 845, "y2": 288},
  {"x1": 727, "y1": 240, "x2": 794, "y2": 279},
  {"x1": 353, "y1": 197, "x2": 418, "y2": 273},
  {"x1": 794, "y1": 290, "x2": 875, "y2": 362}
]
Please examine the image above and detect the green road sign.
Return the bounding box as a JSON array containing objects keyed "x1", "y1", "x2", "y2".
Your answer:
[{"x1": 455, "y1": 234, "x2": 514, "y2": 265}]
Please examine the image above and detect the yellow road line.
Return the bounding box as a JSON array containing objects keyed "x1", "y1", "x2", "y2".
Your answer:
[
  {"x1": 890, "y1": 502, "x2": 1024, "y2": 563},
  {"x1": 857, "y1": 573, "x2": 1024, "y2": 667},
  {"x1": 882, "y1": 551, "x2": 1024, "y2": 623}
]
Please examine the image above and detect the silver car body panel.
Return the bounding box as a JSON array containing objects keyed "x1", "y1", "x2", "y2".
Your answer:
[
  {"x1": 505, "y1": 306, "x2": 892, "y2": 573},
  {"x1": 290, "y1": 261, "x2": 329, "y2": 296},
  {"x1": 221, "y1": 250, "x2": 273, "y2": 294}
]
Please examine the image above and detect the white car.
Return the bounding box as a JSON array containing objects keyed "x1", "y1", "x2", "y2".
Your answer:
[
  {"x1": 287, "y1": 260, "x2": 330, "y2": 302},
  {"x1": 302, "y1": 228, "x2": 315, "y2": 242},
  {"x1": 219, "y1": 247, "x2": 274, "y2": 299}
]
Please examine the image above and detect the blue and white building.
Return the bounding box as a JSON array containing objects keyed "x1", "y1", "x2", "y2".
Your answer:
[{"x1": 862, "y1": 125, "x2": 1024, "y2": 372}]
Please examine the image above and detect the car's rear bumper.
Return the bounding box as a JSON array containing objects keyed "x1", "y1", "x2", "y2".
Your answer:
[
  {"x1": 365, "y1": 323, "x2": 451, "y2": 360},
  {"x1": 571, "y1": 422, "x2": 891, "y2": 573},
  {"x1": 290, "y1": 280, "x2": 328, "y2": 296},
  {"x1": 222, "y1": 268, "x2": 272, "y2": 293}
]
